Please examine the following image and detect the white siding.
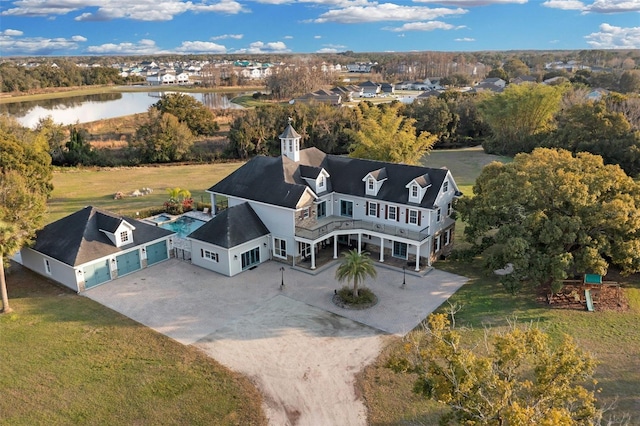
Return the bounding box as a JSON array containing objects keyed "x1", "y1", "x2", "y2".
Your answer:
[{"x1": 20, "y1": 248, "x2": 80, "y2": 292}]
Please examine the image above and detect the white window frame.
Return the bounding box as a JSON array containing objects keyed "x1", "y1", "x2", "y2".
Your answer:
[
  {"x1": 44, "y1": 259, "x2": 52, "y2": 275},
  {"x1": 444, "y1": 229, "x2": 451, "y2": 246},
  {"x1": 436, "y1": 208, "x2": 442, "y2": 222},
  {"x1": 368, "y1": 202, "x2": 378, "y2": 217},
  {"x1": 388, "y1": 205, "x2": 397, "y2": 221},
  {"x1": 408, "y1": 209, "x2": 419, "y2": 225},
  {"x1": 120, "y1": 231, "x2": 129, "y2": 243},
  {"x1": 443, "y1": 180, "x2": 449, "y2": 192},
  {"x1": 274, "y1": 238, "x2": 287, "y2": 259},
  {"x1": 318, "y1": 175, "x2": 325, "y2": 189},
  {"x1": 447, "y1": 202, "x2": 452, "y2": 217},
  {"x1": 434, "y1": 235, "x2": 441, "y2": 252},
  {"x1": 202, "y1": 249, "x2": 219, "y2": 262},
  {"x1": 317, "y1": 201, "x2": 327, "y2": 219},
  {"x1": 411, "y1": 185, "x2": 419, "y2": 198},
  {"x1": 368, "y1": 178, "x2": 375, "y2": 191},
  {"x1": 302, "y1": 207, "x2": 310, "y2": 219}
]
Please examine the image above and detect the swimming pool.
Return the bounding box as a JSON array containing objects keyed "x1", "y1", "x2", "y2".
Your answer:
[
  {"x1": 149, "y1": 213, "x2": 172, "y2": 223},
  {"x1": 159, "y1": 216, "x2": 206, "y2": 238}
]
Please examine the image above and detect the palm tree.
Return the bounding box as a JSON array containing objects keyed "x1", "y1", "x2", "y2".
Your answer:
[
  {"x1": 166, "y1": 187, "x2": 191, "y2": 204},
  {"x1": 335, "y1": 249, "x2": 377, "y2": 298}
]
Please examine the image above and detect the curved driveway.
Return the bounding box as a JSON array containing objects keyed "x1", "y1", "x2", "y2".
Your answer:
[{"x1": 85, "y1": 258, "x2": 467, "y2": 425}]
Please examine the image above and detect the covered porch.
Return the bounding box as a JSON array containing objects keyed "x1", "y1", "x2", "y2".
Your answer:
[{"x1": 293, "y1": 226, "x2": 432, "y2": 274}]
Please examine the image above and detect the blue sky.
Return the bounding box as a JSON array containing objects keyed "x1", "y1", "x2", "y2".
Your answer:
[{"x1": 1, "y1": 0, "x2": 639, "y2": 56}]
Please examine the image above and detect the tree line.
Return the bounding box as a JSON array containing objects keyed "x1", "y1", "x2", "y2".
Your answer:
[{"x1": 0, "y1": 60, "x2": 143, "y2": 93}]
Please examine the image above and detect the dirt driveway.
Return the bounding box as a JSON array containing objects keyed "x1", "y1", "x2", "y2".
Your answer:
[{"x1": 85, "y1": 259, "x2": 467, "y2": 425}]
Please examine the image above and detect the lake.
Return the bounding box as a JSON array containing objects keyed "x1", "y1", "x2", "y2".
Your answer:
[{"x1": 1, "y1": 91, "x2": 245, "y2": 128}]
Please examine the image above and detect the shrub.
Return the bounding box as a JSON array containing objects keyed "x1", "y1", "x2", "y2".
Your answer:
[{"x1": 337, "y1": 286, "x2": 377, "y2": 305}]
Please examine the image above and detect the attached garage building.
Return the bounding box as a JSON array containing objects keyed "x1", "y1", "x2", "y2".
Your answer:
[{"x1": 21, "y1": 206, "x2": 175, "y2": 292}]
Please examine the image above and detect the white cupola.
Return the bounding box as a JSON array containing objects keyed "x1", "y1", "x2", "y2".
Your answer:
[{"x1": 279, "y1": 118, "x2": 302, "y2": 162}]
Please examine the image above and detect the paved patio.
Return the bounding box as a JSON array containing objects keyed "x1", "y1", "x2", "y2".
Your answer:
[{"x1": 85, "y1": 258, "x2": 467, "y2": 341}]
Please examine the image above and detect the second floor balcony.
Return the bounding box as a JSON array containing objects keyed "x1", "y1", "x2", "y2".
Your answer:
[{"x1": 295, "y1": 216, "x2": 429, "y2": 242}]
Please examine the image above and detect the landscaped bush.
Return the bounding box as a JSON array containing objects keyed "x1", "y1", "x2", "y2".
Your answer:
[
  {"x1": 337, "y1": 286, "x2": 377, "y2": 305},
  {"x1": 195, "y1": 202, "x2": 212, "y2": 212}
]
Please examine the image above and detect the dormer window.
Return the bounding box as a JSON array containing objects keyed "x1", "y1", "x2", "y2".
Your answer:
[
  {"x1": 120, "y1": 231, "x2": 130, "y2": 244},
  {"x1": 411, "y1": 185, "x2": 418, "y2": 198},
  {"x1": 368, "y1": 178, "x2": 375, "y2": 191},
  {"x1": 319, "y1": 175, "x2": 325, "y2": 189}
]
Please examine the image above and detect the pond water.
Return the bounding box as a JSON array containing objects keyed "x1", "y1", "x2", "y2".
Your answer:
[{"x1": 1, "y1": 90, "x2": 246, "y2": 128}]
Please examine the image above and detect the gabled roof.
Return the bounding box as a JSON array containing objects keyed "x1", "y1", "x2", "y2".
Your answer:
[
  {"x1": 188, "y1": 203, "x2": 269, "y2": 248},
  {"x1": 366, "y1": 167, "x2": 387, "y2": 181},
  {"x1": 31, "y1": 206, "x2": 174, "y2": 267}
]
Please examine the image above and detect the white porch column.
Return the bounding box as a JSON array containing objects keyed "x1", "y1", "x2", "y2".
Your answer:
[
  {"x1": 311, "y1": 242, "x2": 316, "y2": 270},
  {"x1": 333, "y1": 235, "x2": 338, "y2": 259},
  {"x1": 415, "y1": 244, "x2": 421, "y2": 271},
  {"x1": 358, "y1": 234, "x2": 362, "y2": 254},
  {"x1": 379, "y1": 237, "x2": 384, "y2": 262}
]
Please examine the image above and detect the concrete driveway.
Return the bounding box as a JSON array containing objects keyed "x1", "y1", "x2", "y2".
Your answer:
[{"x1": 85, "y1": 258, "x2": 467, "y2": 425}]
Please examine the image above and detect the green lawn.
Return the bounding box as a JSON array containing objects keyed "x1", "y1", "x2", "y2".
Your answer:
[
  {"x1": 48, "y1": 162, "x2": 243, "y2": 223},
  {"x1": 0, "y1": 264, "x2": 267, "y2": 426}
]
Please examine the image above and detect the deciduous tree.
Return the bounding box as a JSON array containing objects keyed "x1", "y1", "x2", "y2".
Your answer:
[
  {"x1": 390, "y1": 313, "x2": 601, "y2": 425},
  {"x1": 153, "y1": 93, "x2": 218, "y2": 136},
  {"x1": 456, "y1": 148, "x2": 640, "y2": 291},
  {"x1": 130, "y1": 109, "x2": 195, "y2": 163},
  {"x1": 479, "y1": 84, "x2": 564, "y2": 155},
  {"x1": 348, "y1": 102, "x2": 437, "y2": 164},
  {"x1": 0, "y1": 116, "x2": 53, "y2": 313}
]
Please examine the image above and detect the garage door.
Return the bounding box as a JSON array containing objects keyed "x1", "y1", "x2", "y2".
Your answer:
[
  {"x1": 116, "y1": 250, "x2": 141, "y2": 277},
  {"x1": 83, "y1": 259, "x2": 111, "y2": 289},
  {"x1": 146, "y1": 240, "x2": 168, "y2": 266}
]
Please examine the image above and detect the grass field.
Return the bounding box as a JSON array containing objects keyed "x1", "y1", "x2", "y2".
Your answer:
[
  {"x1": 0, "y1": 264, "x2": 267, "y2": 426},
  {"x1": 47, "y1": 162, "x2": 243, "y2": 223}
]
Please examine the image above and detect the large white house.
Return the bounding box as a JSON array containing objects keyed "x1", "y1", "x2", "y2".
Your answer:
[{"x1": 189, "y1": 123, "x2": 461, "y2": 276}]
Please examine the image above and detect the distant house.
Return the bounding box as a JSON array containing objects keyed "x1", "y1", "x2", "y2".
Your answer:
[
  {"x1": 380, "y1": 82, "x2": 395, "y2": 94},
  {"x1": 20, "y1": 207, "x2": 175, "y2": 292},
  {"x1": 293, "y1": 89, "x2": 342, "y2": 106},
  {"x1": 146, "y1": 73, "x2": 176, "y2": 85},
  {"x1": 359, "y1": 80, "x2": 381, "y2": 96},
  {"x1": 425, "y1": 78, "x2": 444, "y2": 91},
  {"x1": 415, "y1": 90, "x2": 441, "y2": 100},
  {"x1": 511, "y1": 75, "x2": 537, "y2": 85},
  {"x1": 472, "y1": 82, "x2": 504, "y2": 93},
  {"x1": 176, "y1": 72, "x2": 190, "y2": 85},
  {"x1": 543, "y1": 76, "x2": 569, "y2": 86},
  {"x1": 479, "y1": 77, "x2": 506, "y2": 88}
]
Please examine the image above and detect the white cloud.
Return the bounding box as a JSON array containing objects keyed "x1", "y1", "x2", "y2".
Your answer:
[
  {"x1": 211, "y1": 34, "x2": 243, "y2": 40},
  {"x1": 236, "y1": 40, "x2": 290, "y2": 53},
  {"x1": 313, "y1": 4, "x2": 467, "y2": 24},
  {"x1": 0, "y1": 35, "x2": 83, "y2": 55},
  {"x1": 2, "y1": 0, "x2": 247, "y2": 21},
  {"x1": 71, "y1": 35, "x2": 87, "y2": 42},
  {"x1": 175, "y1": 41, "x2": 227, "y2": 53},
  {"x1": 585, "y1": 23, "x2": 640, "y2": 48},
  {"x1": 542, "y1": 0, "x2": 585, "y2": 10},
  {"x1": 284, "y1": 35, "x2": 294, "y2": 39},
  {"x1": 455, "y1": 37, "x2": 475, "y2": 41},
  {"x1": 587, "y1": 0, "x2": 640, "y2": 13},
  {"x1": 386, "y1": 21, "x2": 465, "y2": 31},
  {"x1": 414, "y1": 0, "x2": 527, "y2": 5},
  {"x1": 85, "y1": 38, "x2": 164, "y2": 54},
  {"x1": 1, "y1": 29, "x2": 24, "y2": 36},
  {"x1": 317, "y1": 47, "x2": 338, "y2": 53},
  {"x1": 543, "y1": 0, "x2": 640, "y2": 12},
  {"x1": 314, "y1": 35, "x2": 322, "y2": 38}
]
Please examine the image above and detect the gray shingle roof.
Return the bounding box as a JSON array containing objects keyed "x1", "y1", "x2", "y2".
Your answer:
[
  {"x1": 209, "y1": 148, "x2": 448, "y2": 209},
  {"x1": 31, "y1": 206, "x2": 175, "y2": 266},
  {"x1": 187, "y1": 203, "x2": 269, "y2": 248},
  {"x1": 279, "y1": 124, "x2": 301, "y2": 139}
]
